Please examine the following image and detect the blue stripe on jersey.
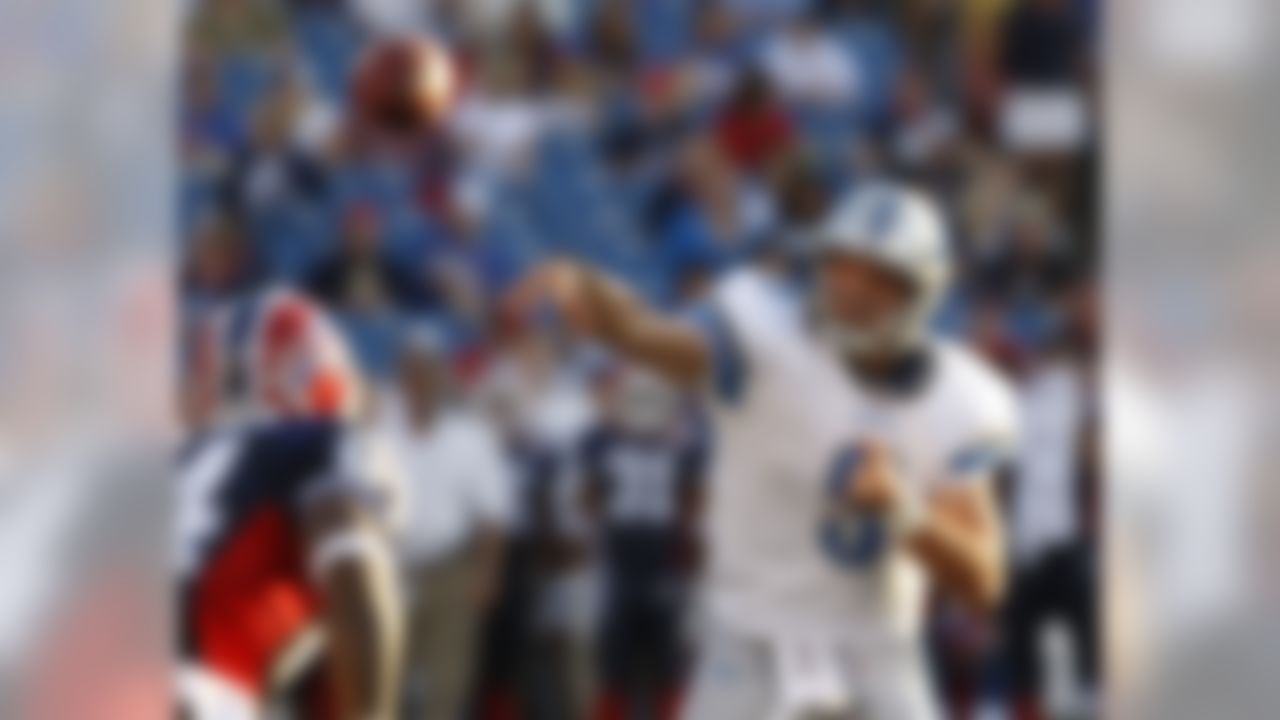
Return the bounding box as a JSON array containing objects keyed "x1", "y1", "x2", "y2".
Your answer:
[
  {"x1": 948, "y1": 442, "x2": 1007, "y2": 479},
  {"x1": 685, "y1": 303, "x2": 748, "y2": 405},
  {"x1": 818, "y1": 445, "x2": 889, "y2": 569},
  {"x1": 819, "y1": 513, "x2": 888, "y2": 569},
  {"x1": 825, "y1": 445, "x2": 862, "y2": 498}
]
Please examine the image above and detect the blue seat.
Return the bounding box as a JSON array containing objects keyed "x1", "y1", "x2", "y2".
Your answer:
[
  {"x1": 248, "y1": 201, "x2": 334, "y2": 280},
  {"x1": 839, "y1": 19, "x2": 905, "y2": 130},
  {"x1": 335, "y1": 310, "x2": 403, "y2": 380},
  {"x1": 218, "y1": 53, "x2": 277, "y2": 123},
  {"x1": 292, "y1": 9, "x2": 364, "y2": 101}
]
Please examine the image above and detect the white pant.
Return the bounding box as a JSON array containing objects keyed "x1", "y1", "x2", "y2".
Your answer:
[
  {"x1": 682, "y1": 623, "x2": 939, "y2": 720},
  {"x1": 179, "y1": 665, "x2": 258, "y2": 720}
]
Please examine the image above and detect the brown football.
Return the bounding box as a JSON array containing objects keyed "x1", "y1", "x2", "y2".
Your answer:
[{"x1": 351, "y1": 36, "x2": 459, "y2": 136}]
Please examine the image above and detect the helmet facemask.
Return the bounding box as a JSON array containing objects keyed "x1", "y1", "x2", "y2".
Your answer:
[{"x1": 813, "y1": 251, "x2": 935, "y2": 361}]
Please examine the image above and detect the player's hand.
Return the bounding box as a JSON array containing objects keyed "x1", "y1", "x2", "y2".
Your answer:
[
  {"x1": 844, "y1": 441, "x2": 902, "y2": 516},
  {"x1": 843, "y1": 441, "x2": 929, "y2": 540},
  {"x1": 503, "y1": 259, "x2": 599, "y2": 338}
]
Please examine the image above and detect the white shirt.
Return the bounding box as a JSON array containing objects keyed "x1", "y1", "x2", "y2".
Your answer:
[
  {"x1": 1011, "y1": 360, "x2": 1085, "y2": 563},
  {"x1": 448, "y1": 96, "x2": 586, "y2": 180},
  {"x1": 384, "y1": 407, "x2": 514, "y2": 565},
  {"x1": 352, "y1": 0, "x2": 429, "y2": 34},
  {"x1": 695, "y1": 269, "x2": 1018, "y2": 648},
  {"x1": 761, "y1": 29, "x2": 859, "y2": 108}
]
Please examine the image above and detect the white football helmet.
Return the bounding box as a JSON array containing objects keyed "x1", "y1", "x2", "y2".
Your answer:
[{"x1": 812, "y1": 182, "x2": 952, "y2": 356}]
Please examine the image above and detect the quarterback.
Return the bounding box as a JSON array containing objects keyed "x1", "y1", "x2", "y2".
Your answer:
[{"x1": 509, "y1": 182, "x2": 1017, "y2": 720}]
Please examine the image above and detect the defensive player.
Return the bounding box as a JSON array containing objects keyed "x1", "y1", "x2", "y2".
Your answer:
[
  {"x1": 508, "y1": 182, "x2": 1017, "y2": 720},
  {"x1": 176, "y1": 287, "x2": 404, "y2": 720}
]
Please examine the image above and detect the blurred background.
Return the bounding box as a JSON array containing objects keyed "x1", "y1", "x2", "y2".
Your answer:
[
  {"x1": 177, "y1": 0, "x2": 1099, "y2": 718},
  {"x1": 9, "y1": 0, "x2": 1280, "y2": 716}
]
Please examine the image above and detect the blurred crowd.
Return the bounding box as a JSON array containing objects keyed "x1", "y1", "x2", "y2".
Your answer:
[{"x1": 180, "y1": 0, "x2": 1099, "y2": 718}]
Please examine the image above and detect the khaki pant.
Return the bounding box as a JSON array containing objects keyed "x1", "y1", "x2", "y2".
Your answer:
[{"x1": 406, "y1": 540, "x2": 487, "y2": 720}]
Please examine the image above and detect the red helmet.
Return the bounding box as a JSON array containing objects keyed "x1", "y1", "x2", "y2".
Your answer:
[{"x1": 188, "y1": 288, "x2": 362, "y2": 426}]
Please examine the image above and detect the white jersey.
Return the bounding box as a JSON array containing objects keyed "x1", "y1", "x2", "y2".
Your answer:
[{"x1": 692, "y1": 268, "x2": 1018, "y2": 648}]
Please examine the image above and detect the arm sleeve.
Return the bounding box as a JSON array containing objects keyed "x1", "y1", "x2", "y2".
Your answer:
[
  {"x1": 943, "y1": 381, "x2": 1020, "y2": 488},
  {"x1": 295, "y1": 425, "x2": 402, "y2": 530},
  {"x1": 681, "y1": 270, "x2": 797, "y2": 408},
  {"x1": 683, "y1": 301, "x2": 751, "y2": 406}
]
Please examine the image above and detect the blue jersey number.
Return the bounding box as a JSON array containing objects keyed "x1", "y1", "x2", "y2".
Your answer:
[{"x1": 817, "y1": 446, "x2": 888, "y2": 570}]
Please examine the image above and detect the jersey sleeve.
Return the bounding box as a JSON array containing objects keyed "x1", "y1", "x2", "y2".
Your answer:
[
  {"x1": 684, "y1": 303, "x2": 750, "y2": 405},
  {"x1": 286, "y1": 422, "x2": 404, "y2": 531},
  {"x1": 941, "y1": 370, "x2": 1021, "y2": 487},
  {"x1": 682, "y1": 269, "x2": 793, "y2": 407}
]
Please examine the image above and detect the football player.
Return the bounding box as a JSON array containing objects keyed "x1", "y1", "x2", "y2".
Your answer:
[
  {"x1": 177, "y1": 287, "x2": 404, "y2": 720},
  {"x1": 507, "y1": 182, "x2": 1017, "y2": 720},
  {"x1": 581, "y1": 367, "x2": 707, "y2": 720}
]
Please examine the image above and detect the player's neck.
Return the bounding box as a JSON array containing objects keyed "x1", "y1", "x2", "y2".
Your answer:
[{"x1": 846, "y1": 346, "x2": 933, "y2": 397}]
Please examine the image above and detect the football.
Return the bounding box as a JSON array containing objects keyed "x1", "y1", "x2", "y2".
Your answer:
[{"x1": 351, "y1": 36, "x2": 459, "y2": 136}]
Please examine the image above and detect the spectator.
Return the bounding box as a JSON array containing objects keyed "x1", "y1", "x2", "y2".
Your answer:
[
  {"x1": 426, "y1": 179, "x2": 524, "y2": 340},
  {"x1": 720, "y1": 0, "x2": 810, "y2": 25},
  {"x1": 449, "y1": 45, "x2": 564, "y2": 182},
  {"x1": 1000, "y1": 0, "x2": 1089, "y2": 100},
  {"x1": 658, "y1": 137, "x2": 773, "y2": 301},
  {"x1": 218, "y1": 74, "x2": 332, "y2": 218},
  {"x1": 182, "y1": 51, "x2": 243, "y2": 178},
  {"x1": 585, "y1": 0, "x2": 641, "y2": 85},
  {"x1": 350, "y1": 0, "x2": 431, "y2": 35},
  {"x1": 768, "y1": 149, "x2": 831, "y2": 235},
  {"x1": 304, "y1": 203, "x2": 439, "y2": 313},
  {"x1": 713, "y1": 68, "x2": 795, "y2": 172},
  {"x1": 439, "y1": 0, "x2": 577, "y2": 43},
  {"x1": 970, "y1": 193, "x2": 1081, "y2": 315},
  {"x1": 507, "y1": 2, "x2": 570, "y2": 95},
  {"x1": 682, "y1": 0, "x2": 748, "y2": 108},
  {"x1": 381, "y1": 332, "x2": 514, "y2": 720},
  {"x1": 186, "y1": 0, "x2": 289, "y2": 58},
  {"x1": 997, "y1": 0, "x2": 1092, "y2": 212},
  {"x1": 181, "y1": 211, "x2": 257, "y2": 307},
  {"x1": 887, "y1": 62, "x2": 962, "y2": 177},
  {"x1": 180, "y1": 211, "x2": 258, "y2": 430},
  {"x1": 597, "y1": 67, "x2": 696, "y2": 180},
  {"x1": 761, "y1": 12, "x2": 860, "y2": 109}
]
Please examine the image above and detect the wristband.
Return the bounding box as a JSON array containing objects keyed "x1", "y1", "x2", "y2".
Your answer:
[{"x1": 888, "y1": 490, "x2": 928, "y2": 541}]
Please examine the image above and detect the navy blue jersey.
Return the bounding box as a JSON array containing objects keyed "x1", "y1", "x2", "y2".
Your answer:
[
  {"x1": 176, "y1": 420, "x2": 386, "y2": 696},
  {"x1": 581, "y1": 424, "x2": 707, "y2": 577},
  {"x1": 583, "y1": 423, "x2": 706, "y2": 692}
]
